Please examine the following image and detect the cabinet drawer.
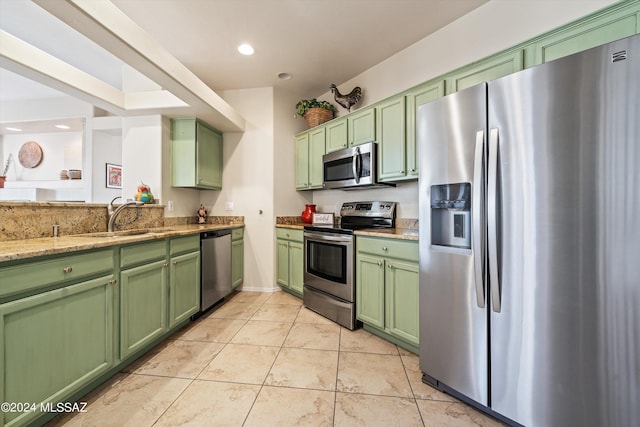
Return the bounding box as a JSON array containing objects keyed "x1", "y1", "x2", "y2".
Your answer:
[
  {"x1": 120, "y1": 240, "x2": 167, "y2": 268},
  {"x1": 231, "y1": 227, "x2": 244, "y2": 241},
  {"x1": 169, "y1": 235, "x2": 200, "y2": 256},
  {"x1": 0, "y1": 249, "x2": 114, "y2": 299},
  {"x1": 276, "y1": 228, "x2": 303, "y2": 242},
  {"x1": 356, "y1": 236, "x2": 418, "y2": 262}
]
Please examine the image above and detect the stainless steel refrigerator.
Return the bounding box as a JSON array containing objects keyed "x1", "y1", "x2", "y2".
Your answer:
[{"x1": 418, "y1": 34, "x2": 639, "y2": 427}]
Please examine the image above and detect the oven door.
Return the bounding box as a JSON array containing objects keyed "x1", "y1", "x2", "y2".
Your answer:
[{"x1": 304, "y1": 231, "x2": 354, "y2": 302}]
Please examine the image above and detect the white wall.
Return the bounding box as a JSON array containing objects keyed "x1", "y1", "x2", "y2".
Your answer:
[
  {"x1": 121, "y1": 115, "x2": 163, "y2": 202},
  {"x1": 305, "y1": 0, "x2": 617, "y2": 218},
  {"x1": 91, "y1": 130, "x2": 122, "y2": 203},
  {"x1": 273, "y1": 87, "x2": 313, "y2": 216},
  {"x1": 204, "y1": 87, "x2": 277, "y2": 292}
]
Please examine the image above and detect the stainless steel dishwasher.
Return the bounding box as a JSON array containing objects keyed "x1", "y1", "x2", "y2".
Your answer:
[{"x1": 200, "y1": 230, "x2": 232, "y2": 312}]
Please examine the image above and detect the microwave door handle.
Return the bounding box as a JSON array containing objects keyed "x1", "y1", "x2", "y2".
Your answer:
[{"x1": 352, "y1": 146, "x2": 361, "y2": 183}]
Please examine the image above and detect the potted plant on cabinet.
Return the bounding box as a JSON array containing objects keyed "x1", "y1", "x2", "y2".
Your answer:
[{"x1": 295, "y1": 98, "x2": 337, "y2": 128}]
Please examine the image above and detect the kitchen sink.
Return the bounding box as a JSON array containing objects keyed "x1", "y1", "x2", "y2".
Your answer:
[{"x1": 75, "y1": 229, "x2": 158, "y2": 238}]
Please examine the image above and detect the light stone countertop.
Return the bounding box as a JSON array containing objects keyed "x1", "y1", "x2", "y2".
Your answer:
[
  {"x1": 275, "y1": 223, "x2": 418, "y2": 241},
  {"x1": 0, "y1": 224, "x2": 243, "y2": 263}
]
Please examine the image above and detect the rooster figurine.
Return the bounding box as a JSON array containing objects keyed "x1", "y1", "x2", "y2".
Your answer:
[{"x1": 330, "y1": 84, "x2": 362, "y2": 112}]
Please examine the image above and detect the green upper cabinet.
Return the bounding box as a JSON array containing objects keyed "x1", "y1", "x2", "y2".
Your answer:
[
  {"x1": 171, "y1": 118, "x2": 223, "y2": 190},
  {"x1": 295, "y1": 132, "x2": 310, "y2": 189},
  {"x1": 376, "y1": 96, "x2": 407, "y2": 182},
  {"x1": 446, "y1": 49, "x2": 524, "y2": 94},
  {"x1": 295, "y1": 127, "x2": 325, "y2": 190},
  {"x1": 308, "y1": 127, "x2": 326, "y2": 189},
  {"x1": 405, "y1": 80, "x2": 445, "y2": 178},
  {"x1": 325, "y1": 117, "x2": 348, "y2": 153},
  {"x1": 348, "y1": 107, "x2": 376, "y2": 146},
  {"x1": 525, "y1": 2, "x2": 640, "y2": 66}
]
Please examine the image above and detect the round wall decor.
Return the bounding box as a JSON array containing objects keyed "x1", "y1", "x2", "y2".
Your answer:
[{"x1": 18, "y1": 141, "x2": 43, "y2": 168}]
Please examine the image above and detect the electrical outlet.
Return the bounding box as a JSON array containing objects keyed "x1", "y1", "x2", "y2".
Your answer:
[
  {"x1": 225, "y1": 202, "x2": 234, "y2": 211},
  {"x1": 167, "y1": 200, "x2": 174, "y2": 212}
]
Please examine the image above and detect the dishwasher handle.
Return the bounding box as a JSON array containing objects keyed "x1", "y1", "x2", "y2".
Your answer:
[{"x1": 201, "y1": 229, "x2": 232, "y2": 239}]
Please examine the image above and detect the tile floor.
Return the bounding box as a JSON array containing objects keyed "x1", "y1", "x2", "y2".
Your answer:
[{"x1": 48, "y1": 291, "x2": 504, "y2": 426}]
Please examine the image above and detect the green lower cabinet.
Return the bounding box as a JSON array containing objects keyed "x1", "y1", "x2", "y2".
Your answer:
[
  {"x1": 385, "y1": 260, "x2": 419, "y2": 346},
  {"x1": 355, "y1": 254, "x2": 385, "y2": 329},
  {"x1": 169, "y1": 251, "x2": 200, "y2": 327},
  {"x1": 275, "y1": 228, "x2": 304, "y2": 298},
  {"x1": 120, "y1": 259, "x2": 168, "y2": 359},
  {"x1": 0, "y1": 275, "x2": 115, "y2": 427},
  {"x1": 356, "y1": 236, "x2": 419, "y2": 353}
]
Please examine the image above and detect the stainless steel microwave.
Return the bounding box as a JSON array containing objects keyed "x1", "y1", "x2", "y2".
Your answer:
[{"x1": 322, "y1": 141, "x2": 392, "y2": 189}]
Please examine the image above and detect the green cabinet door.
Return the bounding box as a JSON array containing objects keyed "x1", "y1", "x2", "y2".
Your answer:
[
  {"x1": 308, "y1": 127, "x2": 326, "y2": 189},
  {"x1": 276, "y1": 239, "x2": 291, "y2": 288},
  {"x1": 169, "y1": 251, "x2": 200, "y2": 327},
  {"x1": 232, "y1": 238, "x2": 244, "y2": 289},
  {"x1": 171, "y1": 118, "x2": 222, "y2": 190},
  {"x1": 356, "y1": 254, "x2": 385, "y2": 329},
  {"x1": 288, "y1": 241, "x2": 304, "y2": 296},
  {"x1": 196, "y1": 122, "x2": 223, "y2": 189},
  {"x1": 0, "y1": 276, "x2": 114, "y2": 427},
  {"x1": 446, "y1": 50, "x2": 524, "y2": 94},
  {"x1": 376, "y1": 96, "x2": 406, "y2": 182},
  {"x1": 526, "y1": 2, "x2": 640, "y2": 66},
  {"x1": 405, "y1": 80, "x2": 445, "y2": 178},
  {"x1": 325, "y1": 117, "x2": 348, "y2": 153},
  {"x1": 295, "y1": 133, "x2": 310, "y2": 190},
  {"x1": 348, "y1": 107, "x2": 376, "y2": 146},
  {"x1": 385, "y1": 260, "x2": 419, "y2": 346},
  {"x1": 120, "y1": 260, "x2": 168, "y2": 359}
]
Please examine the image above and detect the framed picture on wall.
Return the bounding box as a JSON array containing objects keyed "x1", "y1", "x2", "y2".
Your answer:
[{"x1": 106, "y1": 163, "x2": 122, "y2": 189}]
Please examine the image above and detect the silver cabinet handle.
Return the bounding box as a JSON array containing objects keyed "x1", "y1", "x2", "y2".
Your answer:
[
  {"x1": 63, "y1": 266, "x2": 73, "y2": 273},
  {"x1": 472, "y1": 130, "x2": 486, "y2": 309},
  {"x1": 382, "y1": 247, "x2": 388, "y2": 251},
  {"x1": 109, "y1": 279, "x2": 117, "y2": 285},
  {"x1": 377, "y1": 261, "x2": 383, "y2": 267},
  {"x1": 488, "y1": 128, "x2": 501, "y2": 313}
]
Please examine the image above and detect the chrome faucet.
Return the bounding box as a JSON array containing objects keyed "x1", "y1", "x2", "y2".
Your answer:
[{"x1": 108, "y1": 196, "x2": 144, "y2": 232}]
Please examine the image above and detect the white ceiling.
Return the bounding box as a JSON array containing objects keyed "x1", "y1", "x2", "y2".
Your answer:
[
  {"x1": 1, "y1": 0, "x2": 487, "y2": 101},
  {"x1": 109, "y1": 0, "x2": 488, "y2": 96}
]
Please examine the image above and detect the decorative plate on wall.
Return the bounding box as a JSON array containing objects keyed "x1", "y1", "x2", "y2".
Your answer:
[{"x1": 18, "y1": 141, "x2": 43, "y2": 168}]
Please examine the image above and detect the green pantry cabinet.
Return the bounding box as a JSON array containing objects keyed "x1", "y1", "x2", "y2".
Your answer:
[
  {"x1": 0, "y1": 235, "x2": 200, "y2": 427},
  {"x1": 356, "y1": 236, "x2": 419, "y2": 353},
  {"x1": 171, "y1": 118, "x2": 223, "y2": 190},
  {"x1": 276, "y1": 228, "x2": 304, "y2": 298}
]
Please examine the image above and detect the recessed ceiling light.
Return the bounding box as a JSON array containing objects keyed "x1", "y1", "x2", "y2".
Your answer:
[
  {"x1": 5, "y1": 127, "x2": 22, "y2": 132},
  {"x1": 278, "y1": 72, "x2": 292, "y2": 80},
  {"x1": 237, "y1": 44, "x2": 254, "y2": 55},
  {"x1": 55, "y1": 124, "x2": 71, "y2": 130}
]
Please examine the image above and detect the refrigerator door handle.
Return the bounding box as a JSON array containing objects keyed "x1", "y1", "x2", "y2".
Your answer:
[
  {"x1": 488, "y1": 128, "x2": 501, "y2": 313},
  {"x1": 472, "y1": 130, "x2": 485, "y2": 308}
]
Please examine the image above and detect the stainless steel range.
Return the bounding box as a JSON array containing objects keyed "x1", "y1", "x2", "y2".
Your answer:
[{"x1": 303, "y1": 201, "x2": 396, "y2": 329}]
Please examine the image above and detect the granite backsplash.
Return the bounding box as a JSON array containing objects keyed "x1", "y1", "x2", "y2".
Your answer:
[{"x1": 0, "y1": 202, "x2": 244, "y2": 241}]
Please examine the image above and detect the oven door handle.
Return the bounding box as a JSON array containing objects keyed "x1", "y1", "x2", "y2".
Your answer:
[{"x1": 304, "y1": 232, "x2": 353, "y2": 244}]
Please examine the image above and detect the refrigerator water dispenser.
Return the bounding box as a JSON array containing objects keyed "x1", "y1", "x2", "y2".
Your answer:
[{"x1": 430, "y1": 183, "x2": 471, "y2": 249}]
